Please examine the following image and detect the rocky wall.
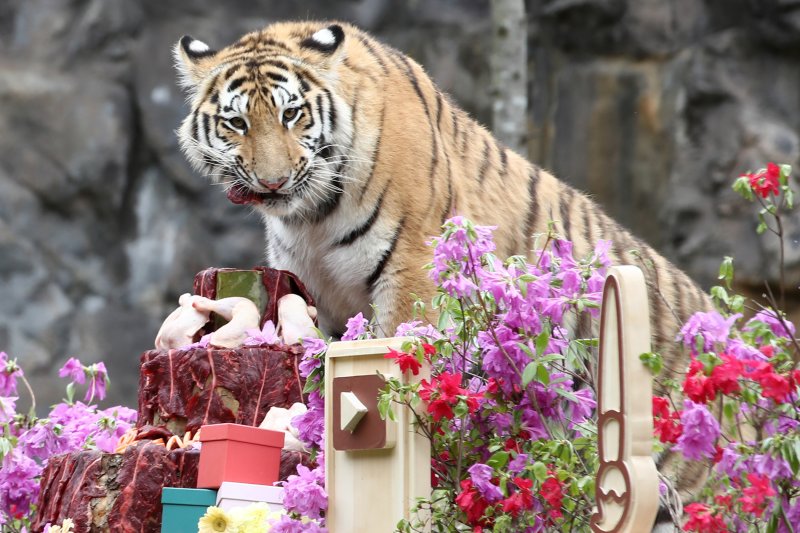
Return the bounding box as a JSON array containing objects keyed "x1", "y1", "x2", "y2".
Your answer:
[{"x1": 1, "y1": 0, "x2": 798, "y2": 411}]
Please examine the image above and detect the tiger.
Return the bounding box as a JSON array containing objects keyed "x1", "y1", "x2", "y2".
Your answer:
[{"x1": 173, "y1": 20, "x2": 711, "y2": 523}]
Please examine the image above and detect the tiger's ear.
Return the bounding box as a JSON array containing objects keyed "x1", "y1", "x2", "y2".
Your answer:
[
  {"x1": 300, "y1": 24, "x2": 346, "y2": 61},
  {"x1": 173, "y1": 35, "x2": 218, "y2": 91}
]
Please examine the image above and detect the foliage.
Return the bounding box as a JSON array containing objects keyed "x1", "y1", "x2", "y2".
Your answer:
[
  {"x1": 0, "y1": 355, "x2": 136, "y2": 531},
  {"x1": 654, "y1": 163, "x2": 800, "y2": 532}
]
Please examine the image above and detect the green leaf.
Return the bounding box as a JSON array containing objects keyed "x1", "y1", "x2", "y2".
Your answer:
[
  {"x1": 723, "y1": 400, "x2": 738, "y2": 423},
  {"x1": 535, "y1": 363, "x2": 550, "y2": 385},
  {"x1": 65, "y1": 381, "x2": 75, "y2": 404},
  {"x1": 487, "y1": 450, "x2": 509, "y2": 470},
  {"x1": 521, "y1": 362, "x2": 537, "y2": 388},
  {"x1": 733, "y1": 176, "x2": 754, "y2": 200},
  {"x1": 535, "y1": 331, "x2": 550, "y2": 357},
  {"x1": 639, "y1": 352, "x2": 663, "y2": 376},
  {"x1": 532, "y1": 461, "x2": 548, "y2": 482},
  {"x1": 717, "y1": 256, "x2": 734, "y2": 289}
]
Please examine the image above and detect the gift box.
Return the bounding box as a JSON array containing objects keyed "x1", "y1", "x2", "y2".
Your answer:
[
  {"x1": 197, "y1": 423, "x2": 285, "y2": 488},
  {"x1": 215, "y1": 481, "x2": 284, "y2": 512},
  {"x1": 161, "y1": 487, "x2": 217, "y2": 533}
]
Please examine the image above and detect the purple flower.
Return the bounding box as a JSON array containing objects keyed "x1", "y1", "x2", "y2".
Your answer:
[
  {"x1": 0, "y1": 352, "x2": 22, "y2": 396},
  {"x1": 269, "y1": 514, "x2": 327, "y2": 533},
  {"x1": 714, "y1": 444, "x2": 743, "y2": 479},
  {"x1": 292, "y1": 391, "x2": 325, "y2": 448},
  {"x1": 678, "y1": 311, "x2": 740, "y2": 354},
  {"x1": 394, "y1": 320, "x2": 442, "y2": 340},
  {"x1": 341, "y1": 312, "x2": 368, "y2": 341},
  {"x1": 281, "y1": 463, "x2": 328, "y2": 519},
  {"x1": 58, "y1": 357, "x2": 86, "y2": 384},
  {"x1": 674, "y1": 400, "x2": 720, "y2": 461},
  {"x1": 183, "y1": 333, "x2": 211, "y2": 350},
  {"x1": 244, "y1": 320, "x2": 281, "y2": 346},
  {"x1": 746, "y1": 310, "x2": 796, "y2": 341},
  {"x1": 508, "y1": 453, "x2": 529, "y2": 475},
  {"x1": 468, "y1": 463, "x2": 503, "y2": 502},
  {"x1": 569, "y1": 388, "x2": 597, "y2": 427},
  {"x1": 0, "y1": 448, "x2": 42, "y2": 516},
  {"x1": 0, "y1": 396, "x2": 16, "y2": 424},
  {"x1": 84, "y1": 362, "x2": 108, "y2": 402},
  {"x1": 298, "y1": 337, "x2": 327, "y2": 379}
]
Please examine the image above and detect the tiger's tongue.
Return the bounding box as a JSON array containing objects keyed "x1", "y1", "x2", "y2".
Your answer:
[{"x1": 226, "y1": 187, "x2": 262, "y2": 205}]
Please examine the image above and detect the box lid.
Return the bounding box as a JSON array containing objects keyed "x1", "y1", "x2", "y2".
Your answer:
[
  {"x1": 217, "y1": 481, "x2": 284, "y2": 501},
  {"x1": 162, "y1": 487, "x2": 218, "y2": 506},
  {"x1": 199, "y1": 423, "x2": 285, "y2": 447}
]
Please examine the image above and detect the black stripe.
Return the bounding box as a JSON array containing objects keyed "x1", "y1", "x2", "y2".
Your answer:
[
  {"x1": 560, "y1": 187, "x2": 574, "y2": 241},
  {"x1": 582, "y1": 200, "x2": 595, "y2": 248},
  {"x1": 524, "y1": 168, "x2": 541, "y2": 244},
  {"x1": 496, "y1": 140, "x2": 508, "y2": 176},
  {"x1": 296, "y1": 73, "x2": 311, "y2": 93},
  {"x1": 266, "y1": 71, "x2": 288, "y2": 83},
  {"x1": 200, "y1": 73, "x2": 220, "y2": 103},
  {"x1": 358, "y1": 104, "x2": 386, "y2": 203},
  {"x1": 323, "y1": 88, "x2": 337, "y2": 133},
  {"x1": 227, "y1": 77, "x2": 247, "y2": 93},
  {"x1": 367, "y1": 220, "x2": 405, "y2": 289},
  {"x1": 191, "y1": 110, "x2": 200, "y2": 142},
  {"x1": 478, "y1": 139, "x2": 491, "y2": 183},
  {"x1": 201, "y1": 113, "x2": 211, "y2": 144},
  {"x1": 209, "y1": 91, "x2": 219, "y2": 105},
  {"x1": 312, "y1": 172, "x2": 344, "y2": 222},
  {"x1": 451, "y1": 109, "x2": 460, "y2": 143},
  {"x1": 358, "y1": 35, "x2": 388, "y2": 73},
  {"x1": 440, "y1": 172, "x2": 453, "y2": 224},
  {"x1": 336, "y1": 189, "x2": 386, "y2": 246}
]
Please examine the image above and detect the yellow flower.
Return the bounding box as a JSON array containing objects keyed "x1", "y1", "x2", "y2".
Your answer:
[
  {"x1": 229, "y1": 503, "x2": 285, "y2": 533},
  {"x1": 198, "y1": 506, "x2": 236, "y2": 533},
  {"x1": 46, "y1": 518, "x2": 75, "y2": 533}
]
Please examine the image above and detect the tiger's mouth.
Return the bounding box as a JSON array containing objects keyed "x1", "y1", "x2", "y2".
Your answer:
[{"x1": 226, "y1": 185, "x2": 287, "y2": 205}]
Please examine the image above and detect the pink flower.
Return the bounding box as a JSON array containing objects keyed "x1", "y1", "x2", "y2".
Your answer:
[
  {"x1": 0, "y1": 352, "x2": 22, "y2": 397},
  {"x1": 58, "y1": 357, "x2": 85, "y2": 385},
  {"x1": 341, "y1": 312, "x2": 368, "y2": 341},
  {"x1": 243, "y1": 320, "x2": 280, "y2": 346}
]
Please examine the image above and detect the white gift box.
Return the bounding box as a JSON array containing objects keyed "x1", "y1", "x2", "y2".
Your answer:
[{"x1": 215, "y1": 481, "x2": 284, "y2": 512}]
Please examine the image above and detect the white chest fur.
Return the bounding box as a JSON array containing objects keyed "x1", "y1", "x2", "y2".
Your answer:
[{"x1": 263, "y1": 202, "x2": 393, "y2": 335}]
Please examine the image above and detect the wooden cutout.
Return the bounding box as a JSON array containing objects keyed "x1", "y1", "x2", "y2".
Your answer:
[
  {"x1": 340, "y1": 391, "x2": 368, "y2": 433},
  {"x1": 331, "y1": 374, "x2": 390, "y2": 450},
  {"x1": 325, "y1": 337, "x2": 430, "y2": 533},
  {"x1": 590, "y1": 266, "x2": 659, "y2": 533}
]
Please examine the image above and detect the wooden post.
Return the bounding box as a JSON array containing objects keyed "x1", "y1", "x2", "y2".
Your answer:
[
  {"x1": 590, "y1": 266, "x2": 659, "y2": 533},
  {"x1": 325, "y1": 337, "x2": 430, "y2": 533}
]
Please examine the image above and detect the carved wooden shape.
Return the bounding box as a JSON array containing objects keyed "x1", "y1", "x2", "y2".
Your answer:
[
  {"x1": 590, "y1": 266, "x2": 659, "y2": 533},
  {"x1": 325, "y1": 337, "x2": 430, "y2": 533}
]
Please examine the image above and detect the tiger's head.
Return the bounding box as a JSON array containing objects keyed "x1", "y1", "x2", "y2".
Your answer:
[{"x1": 174, "y1": 22, "x2": 354, "y2": 219}]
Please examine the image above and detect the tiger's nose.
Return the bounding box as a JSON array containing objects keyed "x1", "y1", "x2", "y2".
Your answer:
[{"x1": 258, "y1": 176, "x2": 288, "y2": 191}]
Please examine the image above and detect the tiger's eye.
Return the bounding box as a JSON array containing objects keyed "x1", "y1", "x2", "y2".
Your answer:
[
  {"x1": 229, "y1": 116, "x2": 247, "y2": 130},
  {"x1": 283, "y1": 107, "x2": 299, "y2": 123}
]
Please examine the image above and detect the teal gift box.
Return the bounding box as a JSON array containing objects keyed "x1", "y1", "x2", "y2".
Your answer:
[{"x1": 161, "y1": 487, "x2": 217, "y2": 533}]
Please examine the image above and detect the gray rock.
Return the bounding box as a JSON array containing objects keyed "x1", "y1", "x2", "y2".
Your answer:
[{"x1": 1, "y1": 0, "x2": 799, "y2": 414}]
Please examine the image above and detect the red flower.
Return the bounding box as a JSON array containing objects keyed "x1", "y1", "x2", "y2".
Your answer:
[
  {"x1": 683, "y1": 503, "x2": 729, "y2": 532},
  {"x1": 501, "y1": 477, "x2": 535, "y2": 517},
  {"x1": 428, "y1": 398, "x2": 455, "y2": 421},
  {"x1": 709, "y1": 353, "x2": 743, "y2": 396},
  {"x1": 422, "y1": 343, "x2": 436, "y2": 357},
  {"x1": 715, "y1": 494, "x2": 733, "y2": 509},
  {"x1": 746, "y1": 361, "x2": 791, "y2": 403},
  {"x1": 540, "y1": 475, "x2": 564, "y2": 519},
  {"x1": 683, "y1": 359, "x2": 716, "y2": 404},
  {"x1": 439, "y1": 372, "x2": 466, "y2": 401},
  {"x1": 738, "y1": 473, "x2": 775, "y2": 517},
  {"x1": 652, "y1": 396, "x2": 683, "y2": 444},
  {"x1": 384, "y1": 348, "x2": 422, "y2": 376},
  {"x1": 759, "y1": 345, "x2": 774, "y2": 358},
  {"x1": 744, "y1": 162, "x2": 781, "y2": 198},
  {"x1": 455, "y1": 479, "x2": 489, "y2": 525}
]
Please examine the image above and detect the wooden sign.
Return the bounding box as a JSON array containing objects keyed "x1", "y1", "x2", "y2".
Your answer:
[
  {"x1": 590, "y1": 266, "x2": 659, "y2": 533},
  {"x1": 325, "y1": 337, "x2": 431, "y2": 533}
]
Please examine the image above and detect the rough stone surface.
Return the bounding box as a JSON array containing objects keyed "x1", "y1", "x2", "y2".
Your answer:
[{"x1": 2, "y1": 0, "x2": 799, "y2": 411}]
